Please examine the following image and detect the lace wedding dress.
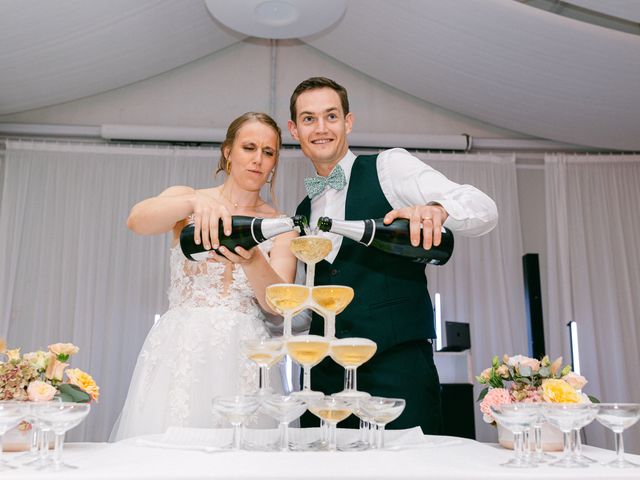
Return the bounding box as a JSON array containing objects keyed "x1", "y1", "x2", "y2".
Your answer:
[{"x1": 111, "y1": 242, "x2": 280, "y2": 441}]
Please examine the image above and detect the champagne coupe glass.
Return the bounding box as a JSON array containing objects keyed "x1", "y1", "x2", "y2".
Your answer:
[
  {"x1": 310, "y1": 286, "x2": 354, "y2": 338},
  {"x1": 330, "y1": 338, "x2": 376, "y2": 398},
  {"x1": 308, "y1": 396, "x2": 352, "y2": 451},
  {"x1": 0, "y1": 401, "x2": 30, "y2": 470},
  {"x1": 32, "y1": 402, "x2": 91, "y2": 472},
  {"x1": 595, "y1": 403, "x2": 640, "y2": 468},
  {"x1": 289, "y1": 236, "x2": 333, "y2": 287},
  {"x1": 243, "y1": 337, "x2": 284, "y2": 396},
  {"x1": 260, "y1": 395, "x2": 307, "y2": 451},
  {"x1": 265, "y1": 284, "x2": 310, "y2": 337},
  {"x1": 286, "y1": 335, "x2": 330, "y2": 399},
  {"x1": 542, "y1": 403, "x2": 597, "y2": 468},
  {"x1": 571, "y1": 405, "x2": 599, "y2": 464},
  {"x1": 211, "y1": 395, "x2": 260, "y2": 450},
  {"x1": 491, "y1": 403, "x2": 540, "y2": 468},
  {"x1": 361, "y1": 397, "x2": 406, "y2": 450}
]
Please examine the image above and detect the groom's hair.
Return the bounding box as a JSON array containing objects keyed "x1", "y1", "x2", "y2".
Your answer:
[{"x1": 289, "y1": 77, "x2": 350, "y2": 122}]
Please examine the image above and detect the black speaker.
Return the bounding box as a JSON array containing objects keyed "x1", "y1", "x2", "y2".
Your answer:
[
  {"x1": 523, "y1": 253, "x2": 545, "y2": 359},
  {"x1": 440, "y1": 384, "x2": 475, "y2": 439}
]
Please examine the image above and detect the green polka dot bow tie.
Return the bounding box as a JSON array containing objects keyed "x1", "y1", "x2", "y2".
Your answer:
[{"x1": 304, "y1": 164, "x2": 347, "y2": 199}]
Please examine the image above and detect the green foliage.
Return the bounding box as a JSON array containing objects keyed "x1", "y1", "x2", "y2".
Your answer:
[{"x1": 57, "y1": 383, "x2": 90, "y2": 403}]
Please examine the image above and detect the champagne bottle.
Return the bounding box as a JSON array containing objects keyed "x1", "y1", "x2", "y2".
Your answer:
[
  {"x1": 181, "y1": 215, "x2": 307, "y2": 262},
  {"x1": 317, "y1": 217, "x2": 454, "y2": 265}
]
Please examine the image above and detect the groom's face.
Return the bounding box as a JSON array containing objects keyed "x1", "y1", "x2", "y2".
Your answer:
[{"x1": 288, "y1": 88, "x2": 353, "y2": 175}]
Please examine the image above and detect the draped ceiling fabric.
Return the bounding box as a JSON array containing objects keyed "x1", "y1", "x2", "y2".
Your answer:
[
  {"x1": 545, "y1": 154, "x2": 640, "y2": 453},
  {"x1": 1, "y1": 0, "x2": 639, "y2": 149},
  {"x1": 0, "y1": 141, "x2": 521, "y2": 443}
]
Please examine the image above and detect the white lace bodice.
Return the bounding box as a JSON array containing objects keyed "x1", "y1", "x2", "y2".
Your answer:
[{"x1": 167, "y1": 241, "x2": 273, "y2": 316}]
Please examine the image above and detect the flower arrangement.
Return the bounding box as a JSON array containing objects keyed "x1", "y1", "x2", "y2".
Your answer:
[
  {"x1": 0, "y1": 337, "x2": 99, "y2": 404},
  {"x1": 476, "y1": 354, "x2": 597, "y2": 424}
]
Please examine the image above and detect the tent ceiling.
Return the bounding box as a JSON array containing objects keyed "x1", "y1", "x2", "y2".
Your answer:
[{"x1": 1, "y1": 0, "x2": 639, "y2": 150}]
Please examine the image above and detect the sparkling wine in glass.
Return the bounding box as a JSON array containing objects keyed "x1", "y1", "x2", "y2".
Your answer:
[
  {"x1": 286, "y1": 335, "x2": 330, "y2": 399},
  {"x1": 308, "y1": 396, "x2": 352, "y2": 451},
  {"x1": 0, "y1": 401, "x2": 30, "y2": 470},
  {"x1": 31, "y1": 402, "x2": 91, "y2": 472},
  {"x1": 330, "y1": 338, "x2": 376, "y2": 398},
  {"x1": 542, "y1": 403, "x2": 598, "y2": 469},
  {"x1": 310, "y1": 285, "x2": 354, "y2": 338},
  {"x1": 211, "y1": 396, "x2": 260, "y2": 450},
  {"x1": 265, "y1": 284, "x2": 310, "y2": 337},
  {"x1": 243, "y1": 337, "x2": 284, "y2": 395},
  {"x1": 289, "y1": 236, "x2": 333, "y2": 287},
  {"x1": 360, "y1": 397, "x2": 405, "y2": 449},
  {"x1": 595, "y1": 403, "x2": 640, "y2": 468},
  {"x1": 260, "y1": 395, "x2": 308, "y2": 451}
]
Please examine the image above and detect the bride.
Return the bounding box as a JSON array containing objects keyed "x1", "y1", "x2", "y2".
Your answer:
[{"x1": 111, "y1": 112, "x2": 297, "y2": 440}]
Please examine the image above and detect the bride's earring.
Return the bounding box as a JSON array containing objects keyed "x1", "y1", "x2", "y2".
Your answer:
[{"x1": 266, "y1": 170, "x2": 274, "y2": 184}]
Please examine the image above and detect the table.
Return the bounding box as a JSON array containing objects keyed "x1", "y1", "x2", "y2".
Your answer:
[{"x1": 3, "y1": 432, "x2": 640, "y2": 480}]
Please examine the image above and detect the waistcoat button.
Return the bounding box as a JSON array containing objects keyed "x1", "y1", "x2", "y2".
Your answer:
[{"x1": 330, "y1": 268, "x2": 339, "y2": 276}]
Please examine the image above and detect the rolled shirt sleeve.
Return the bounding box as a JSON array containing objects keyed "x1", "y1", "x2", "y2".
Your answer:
[{"x1": 377, "y1": 148, "x2": 498, "y2": 237}]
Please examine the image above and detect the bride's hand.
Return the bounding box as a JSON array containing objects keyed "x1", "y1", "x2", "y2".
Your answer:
[
  {"x1": 190, "y1": 191, "x2": 232, "y2": 251},
  {"x1": 207, "y1": 246, "x2": 257, "y2": 265}
]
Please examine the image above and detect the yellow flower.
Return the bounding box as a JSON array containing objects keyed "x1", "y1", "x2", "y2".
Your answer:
[
  {"x1": 542, "y1": 378, "x2": 581, "y2": 403},
  {"x1": 66, "y1": 368, "x2": 99, "y2": 402}
]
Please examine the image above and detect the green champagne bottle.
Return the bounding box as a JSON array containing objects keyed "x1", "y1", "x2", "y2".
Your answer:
[
  {"x1": 317, "y1": 217, "x2": 454, "y2": 265},
  {"x1": 181, "y1": 215, "x2": 306, "y2": 261}
]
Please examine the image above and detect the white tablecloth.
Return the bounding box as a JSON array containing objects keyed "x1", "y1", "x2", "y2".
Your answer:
[{"x1": 3, "y1": 430, "x2": 640, "y2": 480}]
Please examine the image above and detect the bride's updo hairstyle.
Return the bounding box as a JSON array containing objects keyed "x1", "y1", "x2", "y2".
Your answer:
[{"x1": 216, "y1": 113, "x2": 283, "y2": 202}]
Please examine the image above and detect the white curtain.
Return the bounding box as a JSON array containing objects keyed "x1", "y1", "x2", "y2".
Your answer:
[
  {"x1": 0, "y1": 140, "x2": 522, "y2": 443},
  {"x1": 545, "y1": 154, "x2": 640, "y2": 453},
  {"x1": 419, "y1": 153, "x2": 526, "y2": 442}
]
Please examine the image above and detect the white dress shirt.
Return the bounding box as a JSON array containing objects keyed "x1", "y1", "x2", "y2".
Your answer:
[{"x1": 309, "y1": 148, "x2": 498, "y2": 264}]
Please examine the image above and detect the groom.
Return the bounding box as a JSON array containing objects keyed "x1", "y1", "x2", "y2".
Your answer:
[{"x1": 288, "y1": 77, "x2": 498, "y2": 433}]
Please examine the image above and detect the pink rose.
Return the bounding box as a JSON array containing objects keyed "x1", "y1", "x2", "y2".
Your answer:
[
  {"x1": 480, "y1": 388, "x2": 512, "y2": 423},
  {"x1": 563, "y1": 372, "x2": 588, "y2": 390},
  {"x1": 27, "y1": 380, "x2": 57, "y2": 402}
]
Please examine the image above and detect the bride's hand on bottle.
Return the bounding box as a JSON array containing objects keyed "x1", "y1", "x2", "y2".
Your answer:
[
  {"x1": 383, "y1": 204, "x2": 448, "y2": 249},
  {"x1": 207, "y1": 246, "x2": 257, "y2": 265},
  {"x1": 190, "y1": 190, "x2": 232, "y2": 251}
]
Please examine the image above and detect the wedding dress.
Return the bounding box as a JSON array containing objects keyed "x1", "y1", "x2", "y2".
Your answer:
[{"x1": 111, "y1": 241, "x2": 281, "y2": 441}]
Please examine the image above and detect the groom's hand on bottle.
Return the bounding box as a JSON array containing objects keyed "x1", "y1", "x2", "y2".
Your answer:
[
  {"x1": 190, "y1": 191, "x2": 232, "y2": 251},
  {"x1": 383, "y1": 204, "x2": 448, "y2": 250}
]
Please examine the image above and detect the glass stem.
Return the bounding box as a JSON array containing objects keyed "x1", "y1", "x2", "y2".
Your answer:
[
  {"x1": 283, "y1": 313, "x2": 292, "y2": 338},
  {"x1": 522, "y1": 428, "x2": 530, "y2": 459},
  {"x1": 258, "y1": 365, "x2": 269, "y2": 394},
  {"x1": 0, "y1": 433, "x2": 4, "y2": 464},
  {"x1": 513, "y1": 431, "x2": 523, "y2": 461},
  {"x1": 232, "y1": 423, "x2": 241, "y2": 450},
  {"x1": 324, "y1": 313, "x2": 335, "y2": 339},
  {"x1": 562, "y1": 430, "x2": 572, "y2": 462},
  {"x1": 302, "y1": 366, "x2": 311, "y2": 391},
  {"x1": 534, "y1": 424, "x2": 543, "y2": 455},
  {"x1": 279, "y1": 422, "x2": 289, "y2": 451},
  {"x1": 614, "y1": 430, "x2": 625, "y2": 463},
  {"x1": 306, "y1": 263, "x2": 315, "y2": 287},
  {"x1": 377, "y1": 424, "x2": 385, "y2": 449},
  {"x1": 327, "y1": 423, "x2": 338, "y2": 451},
  {"x1": 53, "y1": 433, "x2": 64, "y2": 469},
  {"x1": 344, "y1": 367, "x2": 356, "y2": 391},
  {"x1": 29, "y1": 426, "x2": 38, "y2": 454}
]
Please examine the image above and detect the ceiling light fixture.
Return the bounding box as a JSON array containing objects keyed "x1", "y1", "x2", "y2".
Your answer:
[{"x1": 205, "y1": 0, "x2": 346, "y2": 39}]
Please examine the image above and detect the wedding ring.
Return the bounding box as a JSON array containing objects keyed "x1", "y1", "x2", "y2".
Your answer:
[{"x1": 422, "y1": 216, "x2": 432, "y2": 221}]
